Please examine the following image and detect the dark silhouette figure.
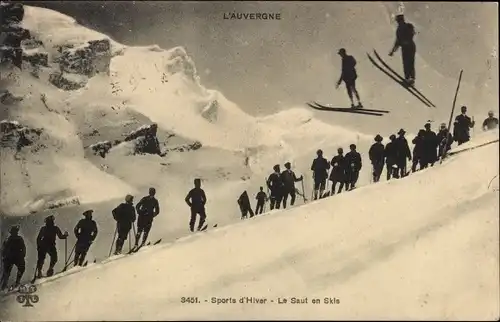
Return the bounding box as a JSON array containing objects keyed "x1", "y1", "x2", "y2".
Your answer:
[
  {"x1": 255, "y1": 187, "x2": 267, "y2": 215},
  {"x1": 453, "y1": 105, "x2": 475, "y2": 145},
  {"x1": 389, "y1": 14, "x2": 416, "y2": 85},
  {"x1": 1, "y1": 226, "x2": 26, "y2": 290},
  {"x1": 411, "y1": 129, "x2": 426, "y2": 172},
  {"x1": 280, "y1": 162, "x2": 303, "y2": 208},
  {"x1": 135, "y1": 187, "x2": 160, "y2": 247},
  {"x1": 36, "y1": 215, "x2": 68, "y2": 278},
  {"x1": 185, "y1": 178, "x2": 207, "y2": 232},
  {"x1": 73, "y1": 210, "x2": 98, "y2": 267},
  {"x1": 344, "y1": 144, "x2": 362, "y2": 190},
  {"x1": 336, "y1": 48, "x2": 362, "y2": 108},
  {"x1": 395, "y1": 129, "x2": 412, "y2": 178},
  {"x1": 384, "y1": 134, "x2": 398, "y2": 180},
  {"x1": 311, "y1": 149, "x2": 330, "y2": 200},
  {"x1": 112, "y1": 195, "x2": 136, "y2": 255},
  {"x1": 237, "y1": 190, "x2": 254, "y2": 219},
  {"x1": 329, "y1": 148, "x2": 347, "y2": 194},
  {"x1": 369, "y1": 135, "x2": 385, "y2": 182},
  {"x1": 422, "y1": 122, "x2": 438, "y2": 168},
  {"x1": 267, "y1": 165, "x2": 284, "y2": 210},
  {"x1": 437, "y1": 123, "x2": 453, "y2": 159},
  {"x1": 482, "y1": 110, "x2": 498, "y2": 131}
]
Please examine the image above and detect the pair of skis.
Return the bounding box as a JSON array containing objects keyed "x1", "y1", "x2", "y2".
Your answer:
[
  {"x1": 127, "y1": 238, "x2": 163, "y2": 254},
  {"x1": 307, "y1": 102, "x2": 390, "y2": 117},
  {"x1": 367, "y1": 50, "x2": 435, "y2": 108}
]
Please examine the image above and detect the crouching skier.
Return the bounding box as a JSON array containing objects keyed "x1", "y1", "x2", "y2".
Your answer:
[
  {"x1": 36, "y1": 215, "x2": 68, "y2": 278},
  {"x1": 112, "y1": 195, "x2": 136, "y2": 255},
  {"x1": 1, "y1": 225, "x2": 26, "y2": 290},
  {"x1": 73, "y1": 210, "x2": 98, "y2": 266},
  {"x1": 237, "y1": 190, "x2": 254, "y2": 219}
]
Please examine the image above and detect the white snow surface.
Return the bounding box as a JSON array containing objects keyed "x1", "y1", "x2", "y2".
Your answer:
[{"x1": 1, "y1": 131, "x2": 498, "y2": 320}]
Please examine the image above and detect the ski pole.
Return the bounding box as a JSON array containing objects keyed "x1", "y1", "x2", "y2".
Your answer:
[
  {"x1": 64, "y1": 238, "x2": 68, "y2": 267},
  {"x1": 108, "y1": 226, "x2": 117, "y2": 257},
  {"x1": 62, "y1": 243, "x2": 76, "y2": 272},
  {"x1": 441, "y1": 70, "x2": 463, "y2": 163},
  {"x1": 128, "y1": 230, "x2": 132, "y2": 252}
]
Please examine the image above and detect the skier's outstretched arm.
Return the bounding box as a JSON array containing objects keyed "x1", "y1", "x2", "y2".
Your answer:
[{"x1": 56, "y1": 227, "x2": 68, "y2": 239}]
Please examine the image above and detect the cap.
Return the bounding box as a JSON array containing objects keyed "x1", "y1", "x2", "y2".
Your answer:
[
  {"x1": 398, "y1": 128, "x2": 406, "y2": 135},
  {"x1": 374, "y1": 134, "x2": 383, "y2": 142},
  {"x1": 284, "y1": 162, "x2": 291, "y2": 167},
  {"x1": 83, "y1": 209, "x2": 93, "y2": 216}
]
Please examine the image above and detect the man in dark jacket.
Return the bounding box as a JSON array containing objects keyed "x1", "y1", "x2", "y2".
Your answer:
[
  {"x1": 135, "y1": 187, "x2": 160, "y2": 247},
  {"x1": 237, "y1": 190, "x2": 254, "y2": 219},
  {"x1": 267, "y1": 165, "x2": 284, "y2": 210},
  {"x1": 389, "y1": 14, "x2": 417, "y2": 85},
  {"x1": 344, "y1": 144, "x2": 362, "y2": 190},
  {"x1": 384, "y1": 134, "x2": 398, "y2": 180},
  {"x1": 369, "y1": 135, "x2": 385, "y2": 182},
  {"x1": 36, "y1": 215, "x2": 68, "y2": 277},
  {"x1": 1, "y1": 226, "x2": 26, "y2": 290},
  {"x1": 311, "y1": 149, "x2": 330, "y2": 200},
  {"x1": 255, "y1": 187, "x2": 267, "y2": 215},
  {"x1": 453, "y1": 105, "x2": 475, "y2": 145},
  {"x1": 280, "y1": 162, "x2": 303, "y2": 208},
  {"x1": 437, "y1": 123, "x2": 453, "y2": 159},
  {"x1": 329, "y1": 147, "x2": 347, "y2": 194},
  {"x1": 185, "y1": 178, "x2": 207, "y2": 232},
  {"x1": 112, "y1": 195, "x2": 136, "y2": 255},
  {"x1": 422, "y1": 122, "x2": 438, "y2": 168},
  {"x1": 395, "y1": 129, "x2": 412, "y2": 178},
  {"x1": 411, "y1": 129, "x2": 426, "y2": 172},
  {"x1": 336, "y1": 48, "x2": 362, "y2": 108},
  {"x1": 482, "y1": 110, "x2": 498, "y2": 131},
  {"x1": 73, "y1": 210, "x2": 98, "y2": 267}
]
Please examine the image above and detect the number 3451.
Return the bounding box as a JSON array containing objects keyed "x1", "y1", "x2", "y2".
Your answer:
[{"x1": 181, "y1": 297, "x2": 200, "y2": 304}]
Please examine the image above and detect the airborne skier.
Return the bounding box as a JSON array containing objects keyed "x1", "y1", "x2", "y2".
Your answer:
[
  {"x1": 1, "y1": 226, "x2": 26, "y2": 290},
  {"x1": 135, "y1": 187, "x2": 160, "y2": 247},
  {"x1": 336, "y1": 48, "x2": 363, "y2": 108},
  {"x1": 35, "y1": 215, "x2": 68, "y2": 278},
  {"x1": 73, "y1": 210, "x2": 98, "y2": 267},
  {"x1": 389, "y1": 14, "x2": 416, "y2": 86}
]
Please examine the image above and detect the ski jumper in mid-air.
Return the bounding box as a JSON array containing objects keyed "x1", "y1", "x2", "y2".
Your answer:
[
  {"x1": 336, "y1": 48, "x2": 362, "y2": 108},
  {"x1": 389, "y1": 14, "x2": 416, "y2": 86}
]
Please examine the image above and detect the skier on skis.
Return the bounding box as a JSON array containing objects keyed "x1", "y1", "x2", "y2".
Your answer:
[
  {"x1": 422, "y1": 122, "x2": 438, "y2": 168},
  {"x1": 112, "y1": 195, "x2": 136, "y2": 255},
  {"x1": 384, "y1": 134, "x2": 398, "y2": 180},
  {"x1": 255, "y1": 187, "x2": 268, "y2": 215},
  {"x1": 329, "y1": 148, "x2": 347, "y2": 195},
  {"x1": 336, "y1": 48, "x2": 363, "y2": 108},
  {"x1": 453, "y1": 105, "x2": 475, "y2": 145},
  {"x1": 369, "y1": 135, "x2": 385, "y2": 182},
  {"x1": 73, "y1": 210, "x2": 98, "y2": 267},
  {"x1": 237, "y1": 190, "x2": 254, "y2": 219},
  {"x1": 135, "y1": 187, "x2": 160, "y2": 247},
  {"x1": 389, "y1": 14, "x2": 416, "y2": 86},
  {"x1": 394, "y1": 129, "x2": 412, "y2": 178},
  {"x1": 344, "y1": 144, "x2": 362, "y2": 190},
  {"x1": 1, "y1": 225, "x2": 26, "y2": 290},
  {"x1": 311, "y1": 149, "x2": 330, "y2": 200},
  {"x1": 267, "y1": 165, "x2": 284, "y2": 210},
  {"x1": 411, "y1": 129, "x2": 426, "y2": 172},
  {"x1": 280, "y1": 162, "x2": 303, "y2": 208},
  {"x1": 482, "y1": 110, "x2": 498, "y2": 131},
  {"x1": 35, "y1": 215, "x2": 68, "y2": 278},
  {"x1": 437, "y1": 123, "x2": 453, "y2": 159},
  {"x1": 185, "y1": 178, "x2": 207, "y2": 232}
]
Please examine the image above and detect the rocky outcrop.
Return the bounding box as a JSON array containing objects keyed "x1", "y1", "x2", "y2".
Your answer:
[
  {"x1": 89, "y1": 140, "x2": 114, "y2": 158},
  {"x1": 0, "y1": 90, "x2": 23, "y2": 105},
  {"x1": 166, "y1": 141, "x2": 202, "y2": 152},
  {"x1": 49, "y1": 71, "x2": 88, "y2": 91},
  {"x1": 1, "y1": 2, "x2": 30, "y2": 69},
  {"x1": 201, "y1": 100, "x2": 219, "y2": 123},
  {"x1": 0, "y1": 120, "x2": 44, "y2": 151},
  {"x1": 55, "y1": 39, "x2": 111, "y2": 77},
  {"x1": 1, "y1": 2, "x2": 24, "y2": 25}
]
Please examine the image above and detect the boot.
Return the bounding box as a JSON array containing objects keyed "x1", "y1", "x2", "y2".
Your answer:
[
  {"x1": 35, "y1": 268, "x2": 42, "y2": 279},
  {"x1": 46, "y1": 267, "x2": 54, "y2": 277}
]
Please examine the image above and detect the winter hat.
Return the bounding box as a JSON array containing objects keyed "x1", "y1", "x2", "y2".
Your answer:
[
  {"x1": 374, "y1": 134, "x2": 383, "y2": 142},
  {"x1": 398, "y1": 128, "x2": 406, "y2": 135},
  {"x1": 389, "y1": 134, "x2": 396, "y2": 140}
]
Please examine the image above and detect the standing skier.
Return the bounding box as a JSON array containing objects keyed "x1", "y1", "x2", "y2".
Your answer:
[
  {"x1": 395, "y1": 129, "x2": 412, "y2": 178},
  {"x1": 1, "y1": 226, "x2": 26, "y2": 290},
  {"x1": 453, "y1": 105, "x2": 475, "y2": 145},
  {"x1": 311, "y1": 149, "x2": 330, "y2": 200},
  {"x1": 437, "y1": 123, "x2": 453, "y2": 159},
  {"x1": 411, "y1": 129, "x2": 426, "y2": 172},
  {"x1": 422, "y1": 122, "x2": 438, "y2": 168},
  {"x1": 384, "y1": 134, "x2": 398, "y2": 180},
  {"x1": 329, "y1": 148, "x2": 347, "y2": 194},
  {"x1": 336, "y1": 48, "x2": 362, "y2": 108},
  {"x1": 112, "y1": 195, "x2": 136, "y2": 255},
  {"x1": 266, "y1": 165, "x2": 284, "y2": 210},
  {"x1": 482, "y1": 110, "x2": 498, "y2": 131},
  {"x1": 237, "y1": 190, "x2": 254, "y2": 219},
  {"x1": 344, "y1": 144, "x2": 362, "y2": 190},
  {"x1": 73, "y1": 210, "x2": 98, "y2": 267},
  {"x1": 135, "y1": 187, "x2": 160, "y2": 247},
  {"x1": 369, "y1": 135, "x2": 385, "y2": 182},
  {"x1": 389, "y1": 14, "x2": 416, "y2": 86},
  {"x1": 280, "y1": 162, "x2": 303, "y2": 209},
  {"x1": 35, "y1": 215, "x2": 68, "y2": 278},
  {"x1": 255, "y1": 187, "x2": 267, "y2": 215},
  {"x1": 185, "y1": 178, "x2": 208, "y2": 232}
]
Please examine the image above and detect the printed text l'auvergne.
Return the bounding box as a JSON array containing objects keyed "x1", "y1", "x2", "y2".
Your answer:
[{"x1": 223, "y1": 12, "x2": 281, "y2": 20}]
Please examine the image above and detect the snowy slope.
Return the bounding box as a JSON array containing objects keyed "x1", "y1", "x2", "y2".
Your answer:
[{"x1": 1, "y1": 132, "x2": 498, "y2": 320}]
